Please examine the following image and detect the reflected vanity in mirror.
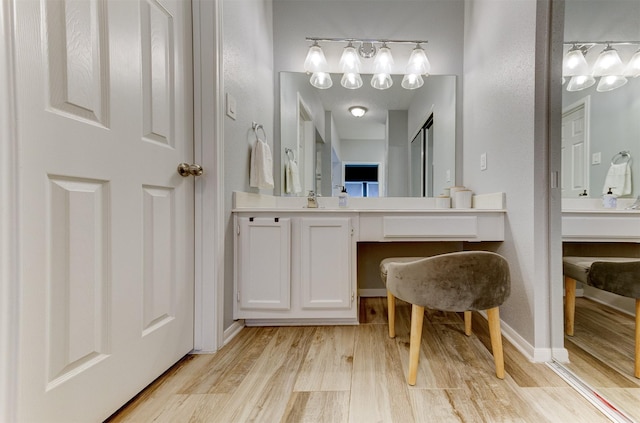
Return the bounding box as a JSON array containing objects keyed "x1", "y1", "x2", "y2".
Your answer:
[
  {"x1": 278, "y1": 72, "x2": 456, "y2": 198},
  {"x1": 561, "y1": 62, "x2": 639, "y2": 200}
]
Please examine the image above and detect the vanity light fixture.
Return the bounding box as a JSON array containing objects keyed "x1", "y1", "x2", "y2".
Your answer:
[
  {"x1": 303, "y1": 37, "x2": 431, "y2": 90},
  {"x1": 371, "y1": 43, "x2": 394, "y2": 89},
  {"x1": 304, "y1": 41, "x2": 333, "y2": 89},
  {"x1": 624, "y1": 48, "x2": 640, "y2": 78},
  {"x1": 562, "y1": 44, "x2": 589, "y2": 76},
  {"x1": 349, "y1": 106, "x2": 368, "y2": 118},
  {"x1": 562, "y1": 41, "x2": 640, "y2": 92},
  {"x1": 592, "y1": 44, "x2": 624, "y2": 76},
  {"x1": 339, "y1": 42, "x2": 363, "y2": 89}
]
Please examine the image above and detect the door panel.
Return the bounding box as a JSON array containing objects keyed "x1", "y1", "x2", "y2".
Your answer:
[{"x1": 15, "y1": 0, "x2": 194, "y2": 421}]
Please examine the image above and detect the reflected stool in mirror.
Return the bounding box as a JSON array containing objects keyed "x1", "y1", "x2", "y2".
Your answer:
[
  {"x1": 563, "y1": 256, "x2": 640, "y2": 378},
  {"x1": 380, "y1": 251, "x2": 511, "y2": 386}
]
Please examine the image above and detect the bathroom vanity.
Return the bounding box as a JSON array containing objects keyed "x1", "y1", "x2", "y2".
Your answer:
[
  {"x1": 562, "y1": 198, "x2": 640, "y2": 243},
  {"x1": 233, "y1": 192, "x2": 506, "y2": 325}
]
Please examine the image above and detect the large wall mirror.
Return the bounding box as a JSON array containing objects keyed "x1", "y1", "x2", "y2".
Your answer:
[
  {"x1": 561, "y1": 77, "x2": 639, "y2": 199},
  {"x1": 557, "y1": 0, "x2": 640, "y2": 420},
  {"x1": 279, "y1": 72, "x2": 456, "y2": 198}
]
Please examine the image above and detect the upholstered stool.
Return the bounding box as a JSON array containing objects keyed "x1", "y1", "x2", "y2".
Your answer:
[
  {"x1": 380, "y1": 251, "x2": 511, "y2": 385},
  {"x1": 563, "y1": 256, "x2": 640, "y2": 378}
]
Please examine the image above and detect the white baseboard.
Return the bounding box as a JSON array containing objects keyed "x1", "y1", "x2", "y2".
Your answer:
[
  {"x1": 223, "y1": 320, "x2": 245, "y2": 346},
  {"x1": 477, "y1": 311, "x2": 559, "y2": 363}
]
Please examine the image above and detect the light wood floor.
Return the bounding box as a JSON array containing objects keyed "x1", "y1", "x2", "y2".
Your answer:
[
  {"x1": 107, "y1": 298, "x2": 610, "y2": 422},
  {"x1": 564, "y1": 297, "x2": 640, "y2": 420}
]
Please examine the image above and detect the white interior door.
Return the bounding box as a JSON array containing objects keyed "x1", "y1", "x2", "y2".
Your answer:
[
  {"x1": 14, "y1": 0, "x2": 194, "y2": 421},
  {"x1": 561, "y1": 100, "x2": 590, "y2": 197}
]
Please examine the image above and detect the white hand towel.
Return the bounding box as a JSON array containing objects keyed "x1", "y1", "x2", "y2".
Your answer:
[
  {"x1": 250, "y1": 138, "x2": 274, "y2": 189},
  {"x1": 602, "y1": 162, "x2": 631, "y2": 196},
  {"x1": 288, "y1": 159, "x2": 302, "y2": 194},
  {"x1": 285, "y1": 162, "x2": 292, "y2": 194}
]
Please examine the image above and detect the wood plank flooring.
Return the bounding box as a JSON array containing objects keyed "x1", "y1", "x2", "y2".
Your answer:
[
  {"x1": 563, "y1": 297, "x2": 640, "y2": 420},
  {"x1": 107, "y1": 298, "x2": 609, "y2": 422}
]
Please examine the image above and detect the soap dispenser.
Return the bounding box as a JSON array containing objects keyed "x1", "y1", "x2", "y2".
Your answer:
[
  {"x1": 338, "y1": 186, "x2": 349, "y2": 208},
  {"x1": 603, "y1": 188, "x2": 617, "y2": 209}
]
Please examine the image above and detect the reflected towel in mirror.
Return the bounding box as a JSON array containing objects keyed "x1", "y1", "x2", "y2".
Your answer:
[
  {"x1": 285, "y1": 159, "x2": 302, "y2": 194},
  {"x1": 250, "y1": 137, "x2": 274, "y2": 189},
  {"x1": 602, "y1": 162, "x2": 631, "y2": 196}
]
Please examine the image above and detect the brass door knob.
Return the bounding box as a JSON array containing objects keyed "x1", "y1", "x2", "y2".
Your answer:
[{"x1": 177, "y1": 163, "x2": 204, "y2": 177}]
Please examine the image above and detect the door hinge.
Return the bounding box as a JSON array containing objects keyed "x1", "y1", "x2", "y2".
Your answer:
[
  {"x1": 351, "y1": 292, "x2": 355, "y2": 302},
  {"x1": 237, "y1": 291, "x2": 240, "y2": 302},
  {"x1": 237, "y1": 224, "x2": 240, "y2": 236}
]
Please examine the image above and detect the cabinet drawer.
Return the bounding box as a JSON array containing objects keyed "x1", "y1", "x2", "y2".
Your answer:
[{"x1": 383, "y1": 216, "x2": 478, "y2": 238}]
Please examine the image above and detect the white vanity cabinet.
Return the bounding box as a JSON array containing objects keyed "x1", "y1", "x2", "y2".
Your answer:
[
  {"x1": 234, "y1": 217, "x2": 291, "y2": 312},
  {"x1": 234, "y1": 213, "x2": 358, "y2": 324},
  {"x1": 299, "y1": 217, "x2": 353, "y2": 311}
]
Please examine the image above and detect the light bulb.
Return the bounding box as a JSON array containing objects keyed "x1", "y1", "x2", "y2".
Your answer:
[
  {"x1": 406, "y1": 44, "x2": 431, "y2": 75},
  {"x1": 401, "y1": 73, "x2": 424, "y2": 90},
  {"x1": 624, "y1": 49, "x2": 640, "y2": 78},
  {"x1": 562, "y1": 45, "x2": 589, "y2": 76},
  {"x1": 339, "y1": 43, "x2": 361, "y2": 73},
  {"x1": 373, "y1": 44, "x2": 394, "y2": 74},
  {"x1": 371, "y1": 73, "x2": 393, "y2": 90},
  {"x1": 566, "y1": 75, "x2": 595, "y2": 91},
  {"x1": 303, "y1": 42, "x2": 328, "y2": 74},
  {"x1": 596, "y1": 75, "x2": 627, "y2": 92},
  {"x1": 310, "y1": 72, "x2": 333, "y2": 89},
  {"x1": 341, "y1": 72, "x2": 363, "y2": 89},
  {"x1": 592, "y1": 45, "x2": 624, "y2": 76}
]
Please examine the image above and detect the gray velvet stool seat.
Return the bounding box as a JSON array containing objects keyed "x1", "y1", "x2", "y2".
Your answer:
[
  {"x1": 562, "y1": 256, "x2": 640, "y2": 378},
  {"x1": 380, "y1": 251, "x2": 511, "y2": 385}
]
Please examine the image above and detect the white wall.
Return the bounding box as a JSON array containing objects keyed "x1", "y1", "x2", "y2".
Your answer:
[
  {"x1": 387, "y1": 110, "x2": 409, "y2": 196},
  {"x1": 408, "y1": 75, "x2": 457, "y2": 196},
  {"x1": 223, "y1": 0, "x2": 274, "y2": 329},
  {"x1": 463, "y1": 0, "x2": 553, "y2": 358},
  {"x1": 272, "y1": 0, "x2": 466, "y2": 183}
]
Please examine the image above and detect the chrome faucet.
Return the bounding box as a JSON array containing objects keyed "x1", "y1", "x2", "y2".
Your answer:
[{"x1": 307, "y1": 190, "x2": 318, "y2": 208}]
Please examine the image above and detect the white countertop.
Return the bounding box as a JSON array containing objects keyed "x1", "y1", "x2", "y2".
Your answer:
[{"x1": 232, "y1": 191, "x2": 506, "y2": 213}]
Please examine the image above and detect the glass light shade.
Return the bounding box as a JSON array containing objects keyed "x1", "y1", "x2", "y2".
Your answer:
[
  {"x1": 371, "y1": 73, "x2": 393, "y2": 90},
  {"x1": 341, "y1": 72, "x2": 363, "y2": 89},
  {"x1": 562, "y1": 47, "x2": 589, "y2": 76},
  {"x1": 309, "y1": 72, "x2": 333, "y2": 89},
  {"x1": 624, "y1": 49, "x2": 640, "y2": 78},
  {"x1": 401, "y1": 73, "x2": 424, "y2": 89},
  {"x1": 566, "y1": 75, "x2": 595, "y2": 91},
  {"x1": 596, "y1": 75, "x2": 628, "y2": 92},
  {"x1": 339, "y1": 44, "x2": 361, "y2": 73},
  {"x1": 373, "y1": 45, "x2": 394, "y2": 74},
  {"x1": 304, "y1": 43, "x2": 328, "y2": 73},
  {"x1": 406, "y1": 45, "x2": 431, "y2": 75},
  {"x1": 349, "y1": 106, "x2": 367, "y2": 117},
  {"x1": 592, "y1": 45, "x2": 624, "y2": 76}
]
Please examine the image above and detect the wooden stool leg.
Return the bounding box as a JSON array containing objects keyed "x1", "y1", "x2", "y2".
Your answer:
[
  {"x1": 408, "y1": 305, "x2": 425, "y2": 386},
  {"x1": 565, "y1": 276, "x2": 576, "y2": 336},
  {"x1": 487, "y1": 307, "x2": 505, "y2": 379},
  {"x1": 464, "y1": 311, "x2": 472, "y2": 336},
  {"x1": 635, "y1": 299, "x2": 640, "y2": 378},
  {"x1": 387, "y1": 290, "x2": 396, "y2": 338}
]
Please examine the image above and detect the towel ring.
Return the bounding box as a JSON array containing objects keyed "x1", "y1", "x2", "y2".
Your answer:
[
  {"x1": 611, "y1": 151, "x2": 631, "y2": 165},
  {"x1": 252, "y1": 122, "x2": 267, "y2": 142}
]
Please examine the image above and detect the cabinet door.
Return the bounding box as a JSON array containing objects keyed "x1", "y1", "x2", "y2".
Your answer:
[
  {"x1": 236, "y1": 217, "x2": 291, "y2": 311},
  {"x1": 300, "y1": 217, "x2": 353, "y2": 309}
]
